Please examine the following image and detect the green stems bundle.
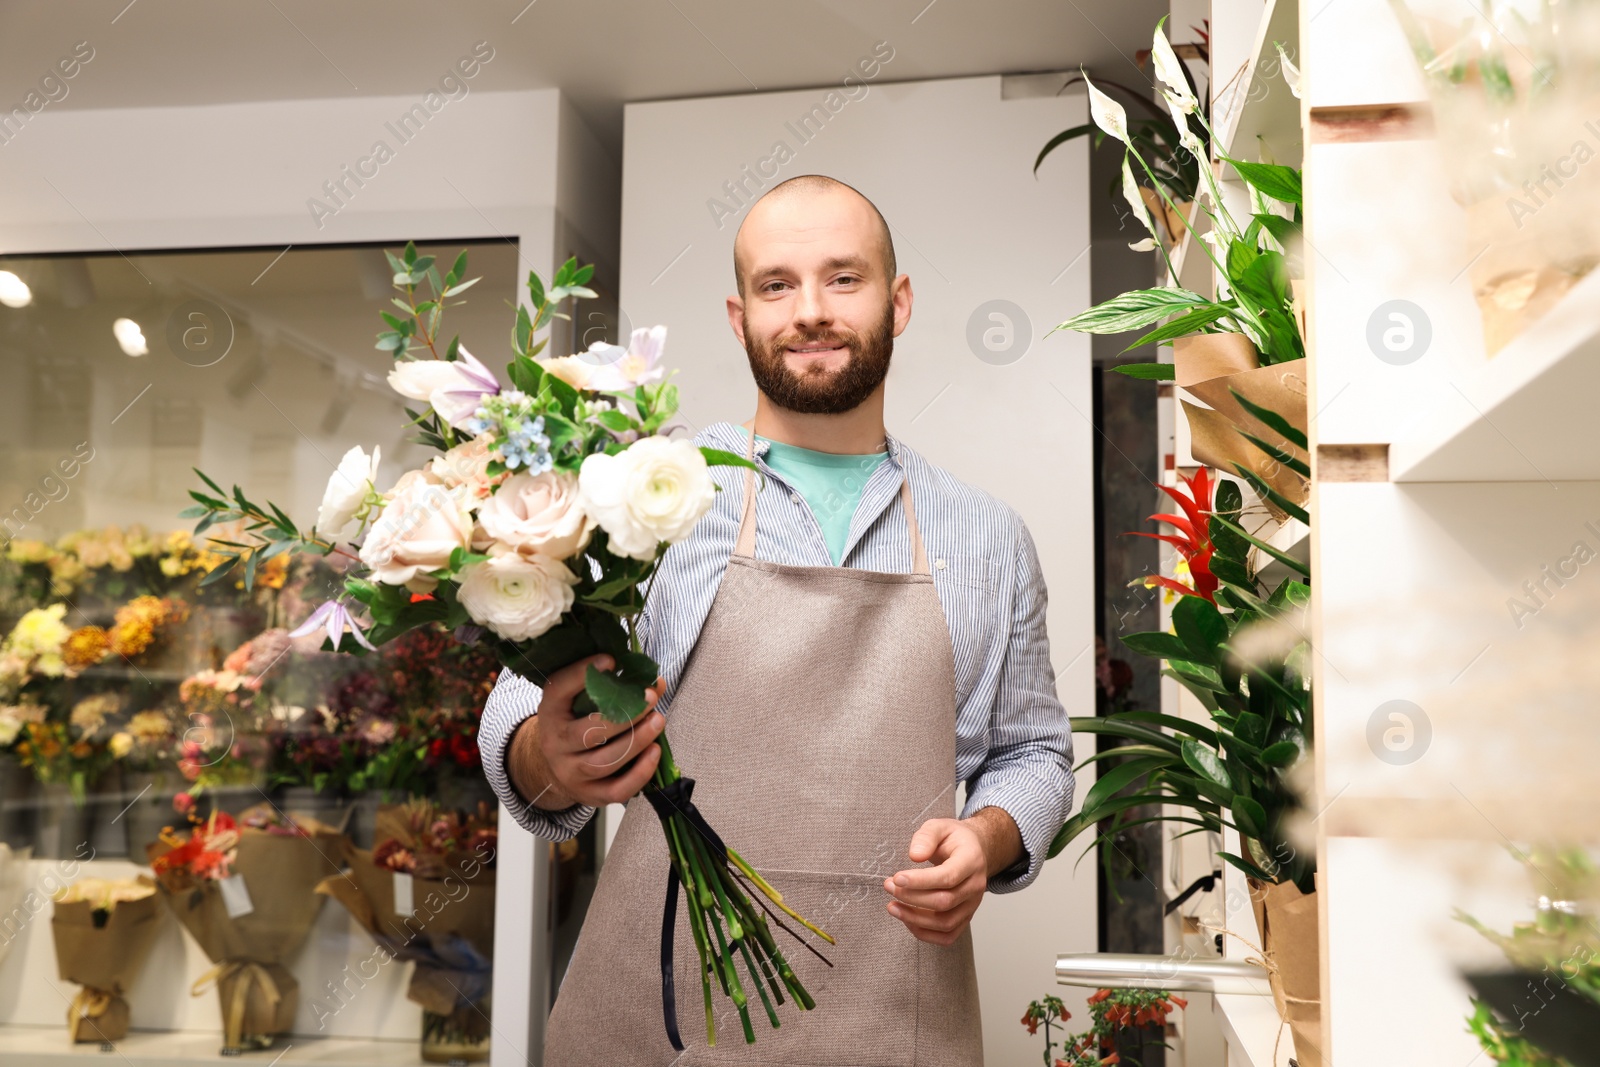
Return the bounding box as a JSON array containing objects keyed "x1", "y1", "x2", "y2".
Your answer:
[{"x1": 646, "y1": 733, "x2": 832, "y2": 1045}]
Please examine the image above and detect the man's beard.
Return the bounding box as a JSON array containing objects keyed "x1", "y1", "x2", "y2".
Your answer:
[{"x1": 743, "y1": 303, "x2": 894, "y2": 415}]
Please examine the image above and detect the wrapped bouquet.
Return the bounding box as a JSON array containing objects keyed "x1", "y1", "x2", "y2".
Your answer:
[
  {"x1": 316, "y1": 800, "x2": 498, "y2": 1063},
  {"x1": 51, "y1": 876, "x2": 163, "y2": 1043},
  {"x1": 184, "y1": 246, "x2": 832, "y2": 1048},
  {"x1": 147, "y1": 804, "x2": 344, "y2": 1052}
]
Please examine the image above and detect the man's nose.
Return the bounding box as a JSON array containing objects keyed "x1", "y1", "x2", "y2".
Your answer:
[{"x1": 792, "y1": 282, "x2": 832, "y2": 331}]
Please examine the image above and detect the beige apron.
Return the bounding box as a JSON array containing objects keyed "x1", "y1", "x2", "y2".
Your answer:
[{"x1": 544, "y1": 427, "x2": 983, "y2": 1066}]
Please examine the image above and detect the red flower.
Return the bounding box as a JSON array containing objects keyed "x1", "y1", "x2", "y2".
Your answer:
[
  {"x1": 1087, "y1": 989, "x2": 1111, "y2": 1005},
  {"x1": 1128, "y1": 467, "x2": 1218, "y2": 602}
]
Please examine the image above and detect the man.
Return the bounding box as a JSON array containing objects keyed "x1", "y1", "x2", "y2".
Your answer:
[{"x1": 478, "y1": 174, "x2": 1074, "y2": 1064}]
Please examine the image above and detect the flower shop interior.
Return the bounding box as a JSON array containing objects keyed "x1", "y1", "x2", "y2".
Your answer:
[{"x1": 0, "y1": 1, "x2": 1595, "y2": 1065}]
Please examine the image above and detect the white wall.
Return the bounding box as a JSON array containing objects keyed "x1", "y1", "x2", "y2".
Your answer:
[
  {"x1": 0, "y1": 84, "x2": 618, "y2": 1065},
  {"x1": 617, "y1": 68, "x2": 1097, "y2": 1066}
]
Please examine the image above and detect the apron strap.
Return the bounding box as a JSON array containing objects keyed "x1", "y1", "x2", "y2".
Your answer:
[{"x1": 735, "y1": 425, "x2": 931, "y2": 576}]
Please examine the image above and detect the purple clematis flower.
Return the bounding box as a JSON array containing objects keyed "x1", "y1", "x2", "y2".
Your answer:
[
  {"x1": 386, "y1": 345, "x2": 501, "y2": 430},
  {"x1": 288, "y1": 599, "x2": 377, "y2": 652}
]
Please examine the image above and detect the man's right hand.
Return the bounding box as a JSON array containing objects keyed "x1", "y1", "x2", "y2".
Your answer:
[{"x1": 506, "y1": 653, "x2": 666, "y2": 813}]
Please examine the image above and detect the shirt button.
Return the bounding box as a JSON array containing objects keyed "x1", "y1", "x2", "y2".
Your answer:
[
  {"x1": 935, "y1": 558, "x2": 946, "y2": 570},
  {"x1": 791, "y1": 493, "x2": 802, "y2": 504}
]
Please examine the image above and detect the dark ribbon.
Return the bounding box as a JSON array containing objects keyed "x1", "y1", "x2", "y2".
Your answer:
[{"x1": 643, "y1": 776, "x2": 729, "y2": 1052}]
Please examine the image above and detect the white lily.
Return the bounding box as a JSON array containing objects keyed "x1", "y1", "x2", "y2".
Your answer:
[
  {"x1": 1085, "y1": 77, "x2": 1131, "y2": 145},
  {"x1": 1122, "y1": 156, "x2": 1161, "y2": 249},
  {"x1": 1152, "y1": 25, "x2": 1197, "y2": 112},
  {"x1": 1275, "y1": 43, "x2": 1303, "y2": 100}
]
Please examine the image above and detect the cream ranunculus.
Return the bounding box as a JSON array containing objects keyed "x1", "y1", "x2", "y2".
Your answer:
[
  {"x1": 577, "y1": 436, "x2": 715, "y2": 561},
  {"x1": 456, "y1": 551, "x2": 579, "y2": 642},
  {"x1": 477, "y1": 470, "x2": 594, "y2": 560},
  {"x1": 358, "y1": 472, "x2": 473, "y2": 592},
  {"x1": 315, "y1": 445, "x2": 381, "y2": 541}
]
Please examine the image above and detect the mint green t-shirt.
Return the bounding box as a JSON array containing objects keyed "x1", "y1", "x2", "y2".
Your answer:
[{"x1": 757, "y1": 436, "x2": 888, "y2": 565}]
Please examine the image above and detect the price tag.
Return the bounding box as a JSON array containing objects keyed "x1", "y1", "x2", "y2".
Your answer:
[
  {"x1": 219, "y1": 874, "x2": 254, "y2": 918},
  {"x1": 392, "y1": 871, "x2": 414, "y2": 915}
]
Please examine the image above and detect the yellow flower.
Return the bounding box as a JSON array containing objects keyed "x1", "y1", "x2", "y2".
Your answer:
[
  {"x1": 70, "y1": 693, "x2": 120, "y2": 739},
  {"x1": 7, "y1": 539, "x2": 52, "y2": 564},
  {"x1": 47, "y1": 553, "x2": 86, "y2": 588},
  {"x1": 63, "y1": 626, "x2": 110, "y2": 671},
  {"x1": 109, "y1": 732, "x2": 134, "y2": 759},
  {"x1": 127, "y1": 710, "x2": 173, "y2": 742},
  {"x1": 3, "y1": 605, "x2": 72, "y2": 676}
]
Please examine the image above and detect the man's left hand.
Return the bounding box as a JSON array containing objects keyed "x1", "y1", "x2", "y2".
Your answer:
[{"x1": 883, "y1": 812, "x2": 1018, "y2": 946}]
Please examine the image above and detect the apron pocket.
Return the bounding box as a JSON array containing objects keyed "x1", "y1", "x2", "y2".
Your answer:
[{"x1": 673, "y1": 868, "x2": 918, "y2": 1067}]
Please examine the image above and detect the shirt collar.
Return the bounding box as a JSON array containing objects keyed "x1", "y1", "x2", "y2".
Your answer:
[{"x1": 719, "y1": 422, "x2": 907, "y2": 467}]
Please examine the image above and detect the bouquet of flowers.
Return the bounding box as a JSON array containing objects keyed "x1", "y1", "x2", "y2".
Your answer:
[
  {"x1": 183, "y1": 245, "x2": 832, "y2": 1047},
  {"x1": 51, "y1": 875, "x2": 163, "y2": 1043},
  {"x1": 147, "y1": 804, "x2": 344, "y2": 1052},
  {"x1": 316, "y1": 799, "x2": 498, "y2": 1062}
]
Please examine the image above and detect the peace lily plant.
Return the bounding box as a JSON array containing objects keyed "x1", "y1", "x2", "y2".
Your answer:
[
  {"x1": 1058, "y1": 18, "x2": 1306, "y2": 378},
  {"x1": 184, "y1": 245, "x2": 832, "y2": 1049}
]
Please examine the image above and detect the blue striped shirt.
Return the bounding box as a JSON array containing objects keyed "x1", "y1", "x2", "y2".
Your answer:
[{"x1": 477, "y1": 421, "x2": 1075, "y2": 892}]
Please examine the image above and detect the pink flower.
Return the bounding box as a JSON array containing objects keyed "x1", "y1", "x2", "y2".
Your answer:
[{"x1": 173, "y1": 792, "x2": 195, "y2": 814}]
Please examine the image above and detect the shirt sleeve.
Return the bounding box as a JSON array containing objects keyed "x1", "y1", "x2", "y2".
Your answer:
[
  {"x1": 478, "y1": 666, "x2": 597, "y2": 841},
  {"x1": 960, "y1": 511, "x2": 1077, "y2": 894}
]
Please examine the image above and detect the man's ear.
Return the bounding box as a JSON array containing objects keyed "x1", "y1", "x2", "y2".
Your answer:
[
  {"x1": 727, "y1": 293, "x2": 747, "y2": 346},
  {"x1": 890, "y1": 273, "x2": 914, "y2": 339}
]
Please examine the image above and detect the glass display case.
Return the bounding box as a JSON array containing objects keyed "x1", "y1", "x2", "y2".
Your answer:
[{"x1": 0, "y1": 240, "x2": 602, "y2": 1060}]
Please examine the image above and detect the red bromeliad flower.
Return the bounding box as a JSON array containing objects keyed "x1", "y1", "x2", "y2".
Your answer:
[{"x1": 1129, "y1": 467, "x2": 1218, "y2": 603}]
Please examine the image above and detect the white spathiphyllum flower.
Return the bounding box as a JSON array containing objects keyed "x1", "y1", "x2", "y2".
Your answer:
[
  {"x1": 359, "y1": 472, "x2": 474, "y2": 592},
  {"x1": 1122, "y1": 156, "x2": 1161, "y2": 251},
  {"x1": 315, "y1": 445, "x2": 381, "y2": 542},
  {"x1": 578, "y1": 435, "x2": 715, "y2": 561},
  {"x1": 1275, "y1": 43, "x2": 1303, "y2": 100},
  {"x1": 477, "y1": 470, "x2": 595, "y2": 561},
  {"x1": 386, "y1": 346, "x2": 500, "y2": 429},
  {"x1": 457, "y1": 550, "x2": 579, "y2": 642},
  {"x1": 1085, "y1": 76, "x2": 1131, "y2": 145},
  {"x1": 1152, "y1": 25, "x2": 1197, "y2": 112}
]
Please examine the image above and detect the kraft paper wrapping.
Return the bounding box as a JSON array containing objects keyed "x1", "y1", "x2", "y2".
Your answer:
[
  {"x1": 1139, "y1": 188, "x2": 1195, "y2": 248},
  {"x1": 317, "y1": 835, "x2": 496, "y2": 1017},
  {"x1": 1248, "y1": 877, "x2": 1323, "y2": 1067},
  {"x1": 51, "y1": 877, "x2": 162, "y2": 1042},
  {"x1": 1173, "y1": 335, "x2": 1309, "y2": 514},
  {"x1": 147, "y1": 815, "x2": 344, "y2": 1046},
  {"x1": 1465, "y1": 196, "x2": 1596, "y2": 356}
]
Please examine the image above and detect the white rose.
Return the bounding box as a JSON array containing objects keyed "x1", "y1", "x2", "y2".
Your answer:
[
  {"x1": 315, "y1": 445, "x2": 381, "y2": 542},
  {"x1": 456, "y1": 551, "x2": 578, "y2": 642},
  {"x1": 386, "y1": 346, "x2": 500, "y2": 429},
  {"x1": 429, "y1": 437, "x2": 503, "y2": 501},
  {"x1": 577, "y1": 436, "x2": 715, "y2": 561},
  {"x1": 477, "y1": 470, "x2": 594, "y2": 561},
  {"x1": 359, "y1": 473, "x2": 473, "y2": 592}
]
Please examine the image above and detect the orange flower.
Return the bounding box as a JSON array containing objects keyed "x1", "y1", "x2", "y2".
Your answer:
[{"x1": 63, "y1": 626, "x2": 110, "y2": 670}]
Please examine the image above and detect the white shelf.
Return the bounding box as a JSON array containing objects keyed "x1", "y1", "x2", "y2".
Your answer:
[
  {"x1": 0, "y1": 1026, "x2": 430, "y2": 1065},
  {"x1": 1390, "y1": 266, "x2": 1600, "y2": 482},
  {"x1": 1221, "y1": 0, "x2": 1302, "y2": 168},
  {"x1": 1213, "y1": 993, "x2": 1296, "y2": 1067}
]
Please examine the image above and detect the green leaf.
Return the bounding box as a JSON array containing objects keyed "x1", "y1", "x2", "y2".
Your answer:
[
  {"x1": 1230, "y1": 388, "x2": 1307, "y2": 450},
  {"x1": 508, "y1": 354, "x2": 544, "y2": 396},
  {"x1": 1034, "y1": 123, "x2": 1096, "y2": 174},
  {"x1": 1232, "y1": 464, "x2": 1311, "y2": 525},
  {"x1": 1119, "y1": 630, "x2": 1191, "y2": 661},
  {"x1": 578, "y1": 664, "x2": 648, "y2": 724},
  {"x1": 1181, "y1": 739, "x2": 1233, "y2": 791},
  {"x1": 1231, "y1": 796, "x2": 1269, "y2": 838},
  {"x1": 1122, "y1": 304, "x2": 1233, "y2": 351},
  {"x1": 1260, "y1": 740, "x2": 1301, "y2": 767},
  {"x1": 1054, "y1": 288, "x2": 1210, "y2": 336},
  {"x1": 594, "y1": 409, "x2": 639, "y2": 433},
  {"x1": 1172, "y1": 596, "x2": 1229, "y2": 662},
  {"x1": 1110, "y1": 361, "x2": 1176, "y2": 380},
  {"x1": 178, "y1": 505, "x2": 208, "y2": 519},
  {"x1": 1212, "y1": 514, "x2": 1312, "y2": 577},
  {"x1": 1116, "y1": 710, "x2": 1220, "y2": 748},
  {"x1": 1083, "y1": 755, "x2": 1170, "y2": 812},
  {"x1": 699, "y1": 447, "x2": 759, "y2": 471},
  {"x1": 1253, "y1": 212, "x2": 1301, "y2": 247},
  {"x1": 1226, "y1": 239, "x2": 1259, "y2": 282},
  {"x1": 1218, "y1": 850, "x2": 1279, "y2": 883},
  {"x1": 1225, "y1": 158, "x2": 1303, "y2": 205}
]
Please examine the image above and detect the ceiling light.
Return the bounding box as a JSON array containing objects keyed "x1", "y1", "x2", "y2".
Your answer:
[
  {"x1": 0, "y1": 270, "x2": 31, "y2": 308},
  {"x1": 113, "y1": 317, "x2": 149, "y2": 356}
]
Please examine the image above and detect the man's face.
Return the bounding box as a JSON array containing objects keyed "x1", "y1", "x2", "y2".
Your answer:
[{"x1": 728, "y1": 189, "x2": 910, "y2": 415}]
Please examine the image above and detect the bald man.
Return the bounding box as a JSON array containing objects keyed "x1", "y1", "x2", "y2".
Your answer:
[{"x1": 479, "y1": 175, "x2": 1074, "y2": 1065}]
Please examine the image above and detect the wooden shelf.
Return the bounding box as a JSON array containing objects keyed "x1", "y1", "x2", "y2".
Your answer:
[{"x1": 1390, "y1": 266, "x2": 1600, "y2": 482}]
